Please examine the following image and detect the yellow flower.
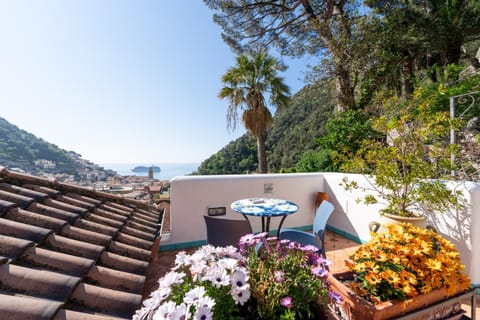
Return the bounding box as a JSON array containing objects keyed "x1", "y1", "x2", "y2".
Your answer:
[
  {"x1": 400, "y1": 284, "x2": 418, "y2": 297},
  {"x1": 424, "y1": 258, "x2": 442, "y2": 271},
  {"x1": 379, "y1": 269, "x2": 401, "y2": 287},
  {"x1": 399, "y1": 269, "x2": 417, "y2": 286},
  {"x1": 420, "y1": 284, "x2": 433, "y2": 294},
  {"x1": 365, "y1": 273, "x2": 382, "y2": 285},
  {"x1": 346, "y1": 223, "x2": 471, "y2": 302}
]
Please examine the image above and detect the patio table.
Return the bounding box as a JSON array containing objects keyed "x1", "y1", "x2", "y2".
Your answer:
[{"x1": 231, "y1": 198, "x2": 298, "y2": 238}]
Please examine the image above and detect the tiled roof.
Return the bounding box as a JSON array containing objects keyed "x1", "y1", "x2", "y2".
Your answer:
[{"x1": 0, "y1": 166, "x2": 164, "y2": 320}]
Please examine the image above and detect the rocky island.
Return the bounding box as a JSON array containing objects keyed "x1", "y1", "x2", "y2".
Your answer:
[{"x1": 132, "y1": 165, "x2": 161, "y2": 173}]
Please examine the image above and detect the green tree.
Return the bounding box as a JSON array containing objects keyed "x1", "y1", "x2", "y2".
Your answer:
[
  {"x1": 365, "y1": 0, "x2": 480, "y2": 95},
  {"x1": 219, "y1": 51, "x2": 290, "y2": 173},
  {"x1": 205, "y1": 0, "x2": 366, "y2": 111}
]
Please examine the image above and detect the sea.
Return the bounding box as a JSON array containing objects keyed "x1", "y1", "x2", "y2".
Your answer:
[{"x1": 99, "y1": 163, "x2": 200, "y2": 181}]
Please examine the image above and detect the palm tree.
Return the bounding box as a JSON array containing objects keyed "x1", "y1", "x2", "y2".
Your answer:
[{"x1": 219, "y1": 51, "x2": 290, "y2": 173}]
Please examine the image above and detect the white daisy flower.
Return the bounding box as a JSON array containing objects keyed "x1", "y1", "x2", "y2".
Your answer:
[
  {"x1": 184, "y1": 286, "x2": 207, "y2": 307},
  {"x1": 231, "y1": 284, "x2": 251, "y2": 306},
  {"x1": 206, "y1": 265, "x2": 230, "y2": 288},
  {"x1": 193, "y1": 305, "x2": 214, "y2": 320},
  {"x1": 152, "y1": 301, "x2": 176, "y2": 320},
  {"x1": 159, "y1": 271, "x2": 185, "y2": 288},
  {"x1": 170, "y1": 303, "x2": 188, "y2": 320},
  {"x1": 231, "y1": 269, "x2": 249, "y2": 288},
  {"x1": 173, "y1": 251, "x2": 191, "y2": 269}
]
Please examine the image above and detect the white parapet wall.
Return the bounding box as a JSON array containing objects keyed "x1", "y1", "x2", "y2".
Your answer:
[
  {"x1": 164, "y1": 172, "x2": 479, "y2": 286},
  {"x1": 166, "y1": 173, "x2": 326, "y2": 247}
]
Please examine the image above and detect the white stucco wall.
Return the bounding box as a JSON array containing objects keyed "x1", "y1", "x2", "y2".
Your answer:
[
  {"x1": 164, "y1": 172, "x2": 479, "y2": 285},
  {"x1": 167, "y1": 173, "x2": 326, "y2": 245}
]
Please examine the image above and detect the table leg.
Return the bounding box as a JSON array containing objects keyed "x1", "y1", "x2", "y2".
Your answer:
[
  {"x1": 265, "y1": 217, "x2": 271, "y2": 234},
  {"x1": 276, "y1": 215, "x2": 288, "y2": 238}
]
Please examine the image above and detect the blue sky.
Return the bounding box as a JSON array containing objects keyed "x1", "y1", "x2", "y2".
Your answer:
[{"x1": 0, "y1": 1, "x2": 311, "y2": 164}]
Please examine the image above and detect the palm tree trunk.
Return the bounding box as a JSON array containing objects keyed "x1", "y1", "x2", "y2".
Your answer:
[{"x1": 256, "y1": 133, "x2": 268, "y2": 173}]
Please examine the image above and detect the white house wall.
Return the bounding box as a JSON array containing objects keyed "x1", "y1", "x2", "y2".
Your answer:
[
  {"x1": 165, "y1": 172, "x2": 479, "y2": 285},
  {"x1": 168, "y1": 173, "x2": 326, "y2": 245}
]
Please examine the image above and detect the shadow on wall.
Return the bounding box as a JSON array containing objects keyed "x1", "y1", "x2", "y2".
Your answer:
[{"x1": 427, "y1": 181, "x2": 474, "y2": 275}]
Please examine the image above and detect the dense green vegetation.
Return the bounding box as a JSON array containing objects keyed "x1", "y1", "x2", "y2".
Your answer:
[
  {"x1": 196, "y1": 81, "x2": 335, "y2": 174},
  {"x1": 199, "y1": 0, "x2": 480, "y2": 176},
  {"x1": 0, "y1": 116, "x2": 80, "y2": 175}
]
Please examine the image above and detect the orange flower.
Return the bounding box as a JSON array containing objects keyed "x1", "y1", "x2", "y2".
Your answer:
[
  {"x1": 346, "y1": 223, "x2": 471, "y2": 302},
  {"x1": 379, "y1": 270, "x2": 401, "y2": 286},
  {"x1": 424, "y1": 258, "x2": 442, "y2": 271},
  {"x1": 365, "y1": 273, "x2": 382, "y2": 285},
  {"x1": 400, "y1": 283, "x2": 418, "y2": 297},
  {"x1": 399, "y1": 269, "x2": 417, "y2": 286}
]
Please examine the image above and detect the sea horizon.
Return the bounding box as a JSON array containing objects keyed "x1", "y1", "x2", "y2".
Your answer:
[{"x1": 99, "y1": 162, "x2": 200, "y2": 181}]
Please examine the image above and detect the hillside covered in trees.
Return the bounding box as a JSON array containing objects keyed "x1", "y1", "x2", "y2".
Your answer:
[
  {"x1": 198, "y1": 0, "x2": 480, "y2": 177},
  {"x1": 195, "y1": 81, "x2": 336, "y2": 174},
  {"x1": 0, "y1": 116, "x2": 110, "y2": 179}
]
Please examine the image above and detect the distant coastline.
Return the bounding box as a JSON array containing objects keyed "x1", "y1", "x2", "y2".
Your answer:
[
  {"x1": 100, "y1": 163, "x2": 199, "y2": 181},
  {"x1": 132, "y1": 165, "x2": 161, "y2": 173}
]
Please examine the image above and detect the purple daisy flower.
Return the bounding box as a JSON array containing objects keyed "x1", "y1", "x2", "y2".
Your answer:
[
  {"x1": 280, "y1": 296, "x2": 293, "y2": 308},
  {"x1": 274, "y1": 270, "x2": 285, "y2": 283},
  {"x1": 329, "y1": 290, "x2": 343, "y2": 303},
  {"x1": 311, "y1": 266, "x2": 328, "y2": 278}
]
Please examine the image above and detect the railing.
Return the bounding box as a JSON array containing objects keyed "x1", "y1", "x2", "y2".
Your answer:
[{"x1": 449, "y1": 90, "x2": 480, "y2": 176}]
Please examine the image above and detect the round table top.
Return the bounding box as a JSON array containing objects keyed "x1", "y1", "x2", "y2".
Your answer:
[{"x1": 231, "y1": 198, "x2": 298, "y2": 217}]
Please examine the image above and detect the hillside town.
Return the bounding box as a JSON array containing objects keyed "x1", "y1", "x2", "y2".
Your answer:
[{"x1": 1, "y1": 153, "x2": 169, "y2": 202}]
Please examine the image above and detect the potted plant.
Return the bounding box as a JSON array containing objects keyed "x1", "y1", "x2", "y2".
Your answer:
[
  {"x1": 341, "y1": 93, "x2": 464, "y2": 226},
  {"x1": 134, "y1": 233, "x2": 340, "y2": 320},
  {"x1": 328, "y1": 223, "x2": 471, "y2": 320}
]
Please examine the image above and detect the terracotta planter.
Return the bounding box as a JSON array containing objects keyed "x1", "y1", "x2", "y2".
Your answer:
[
  {"x1": 315, "y1": 192, "x2": 330, "y2": 209},
  {"x1": 369, "y1": 213, "x2": 427, "y2": 233},
  {"x1": 328, "y1": 272, "x2": 465, "y2": 320}
]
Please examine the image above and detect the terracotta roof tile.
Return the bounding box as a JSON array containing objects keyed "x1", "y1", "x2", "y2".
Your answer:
[
  {"x1": 0, "y1": 294, "x2": 63, "y2": 320},
  {"x1": 69, "y1": 283, "x2": 142, "y2": 317},
  {"x1": 84, "y1": 212, "x2": 125, "y2": 229},
  {"x1": 60, "y1": 225, "x2": 112, "y2": 247},
  {"x1": 4, "y1": 208, "x2": 68, "y2": 233},
  {"x1": 0, "y1": 199, "x2": 17, "y2": 215},
  {"x1": 0, "y1": 218, "x2": 52, "y2": 242},
  {"x1": 0, "y1": 234, "x2": 34, "y2": 260},
  {"x1": 93, "y1": 207, "x2": 128, "y2": 223},
  {"x1": 85, "y1": 265, "x2": 145, "y2": 293},
  {"x1": 0, "y1": 264, "x2": 81, "y2": 301},
  {"x1": 0, "y1": 182, "x2": 49, "y2": 202},
  {"x1": 0, "y1": 189, "x2": 35, "y2": 208},
  {"x1": 57, "y1": 195, "x2": 97, "y2": 210},
  {"x1": 102, "y1": 201, "x2": 134, "y2": 212},
  {"x1": 125, "y1": 219, "x2": 157, "y2": 235},
  {"x1": 18, "y1": 246, "x2": 95, "y2": 276},
  {"x1": 44, "y1": 198, "x2": 89, "y2": 215},
  {"x1": 53, "y1": 309, "x2": 127, "y2": 320},
  {"x1": 27, "y1": 202, "x2": 79, "y2": 223},
  {"x1": 44, "y1": 234, "x2": 105, "y2": 260},
  {"x1": 99, "y1": 203, "x2": 133, "y2": 216},
  {"x1": 115, "y1": 232, "x2": 153, "y2": 250},
  {"x1": 0, "y1": 167, "x2": 163, "y2": 319},
  {"x1": 108, "y1": 241, "x2": 151, "y2": 262},
  {"x1": 65, "y1": 193, "x2": 102, "y2": 206},
  {"x1": 73, "y1": 218, "x2": 118, "y2": 236},
  {"x1": 99, "y1": 251, "x2": 148, "y2": 275},
  {"x1": 120, "y1": 225, "x2": 157, "y2": 242},
  {"x1": 23, "y1": 184, "x2": 61, "y2": 197}
]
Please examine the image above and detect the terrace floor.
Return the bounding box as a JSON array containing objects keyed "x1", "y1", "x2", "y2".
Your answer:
[{"x1": 143, "y1": 229, "x2": 479, "y2": 319}]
